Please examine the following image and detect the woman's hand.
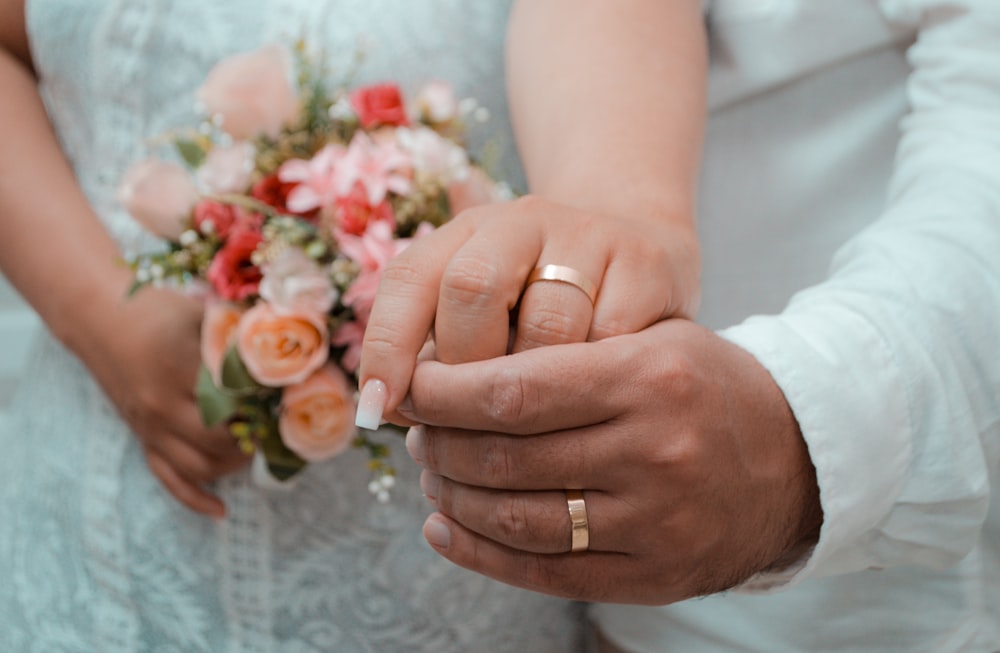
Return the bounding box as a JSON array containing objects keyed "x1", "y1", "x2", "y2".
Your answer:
[
  {"x1": 399, "y1": 319, "x2": 822, "y2": 604},
  {"x1": 358, "y1": 194, "x2": 701, "y2": 425},
  {"x1": 79, "y1": 288, "x2": 250, "y2": 518}
]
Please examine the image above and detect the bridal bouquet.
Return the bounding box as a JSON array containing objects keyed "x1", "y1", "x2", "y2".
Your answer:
[{"x1": 118, "y1": 42, "x2": 505, "y2": 497}]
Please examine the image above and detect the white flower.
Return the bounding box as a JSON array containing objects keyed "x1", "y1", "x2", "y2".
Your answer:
[
  {"x1": 259, "y1": 248, "x2": 338, "y2": 316},
  {"x1": 197, "y1": 141, "x2": 256, "y2": 194},
  {"x1": 415, "y1": 81, "x2": 459, "y2": 123},
  {"x1": 395, "y1": 126, "x2": 470, "y2": 186}
]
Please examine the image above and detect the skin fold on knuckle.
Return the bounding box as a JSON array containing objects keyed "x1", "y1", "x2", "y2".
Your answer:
[
  {"x1": 492, "y1": 493, "x2": 534, "y2": 543},
  {"x1": 484, "y1": 365, "x2": 538, "y2": 431},
  {"x1": 478, "y1": 436, "x2": 516, "y2": 488},
  {"x1": 439, "y1": 255, "x2": 504, "y2": 311},
  {"x1": 361, "y1": 320, "x2": 414, "y2": 360},
  {"x1": 518, "y1": 306, "x2": 581, "y2": 347}
]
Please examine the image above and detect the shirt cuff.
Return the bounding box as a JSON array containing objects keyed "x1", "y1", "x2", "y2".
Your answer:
[{"x1": 717, "y1": 301, "x2": 912, "y2": 591}]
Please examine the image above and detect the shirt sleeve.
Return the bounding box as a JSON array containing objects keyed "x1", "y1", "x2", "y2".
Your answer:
[{"x1": 720, "y1": 0, "x2": 1000, "y2": 590}]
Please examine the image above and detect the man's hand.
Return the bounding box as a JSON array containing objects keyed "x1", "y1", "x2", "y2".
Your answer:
[{"x1": 401, "y1": 319, "x2": 821, "y2": 604}]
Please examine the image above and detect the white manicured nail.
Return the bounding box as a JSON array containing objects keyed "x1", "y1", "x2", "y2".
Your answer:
[{"x1": 355, "y1": 379, "x2": 388, "y2": 430}]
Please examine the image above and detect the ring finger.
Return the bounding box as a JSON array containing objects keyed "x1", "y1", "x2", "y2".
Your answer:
[{"x1": 422, "y1": 470, "x2": 627, "y2": 554}]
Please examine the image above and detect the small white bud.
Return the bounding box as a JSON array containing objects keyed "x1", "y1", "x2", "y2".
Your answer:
[{"x1": 179, "y1": 230, "x2": 199, "y2": 246}]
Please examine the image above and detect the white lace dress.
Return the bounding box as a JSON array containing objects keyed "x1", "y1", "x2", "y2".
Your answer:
[{"x1": 0, "y1": 1, "x2": 585, "y2": 651}]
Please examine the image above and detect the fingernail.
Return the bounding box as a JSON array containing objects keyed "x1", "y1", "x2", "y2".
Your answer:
[
  {"x1": 423, "y1": 514, "x2": 451, "y2": 550},
  {"x1": 355, "y1": 379, "x2": 388, "y2": 430},
  {"x1": 420, "y1": 470, "x2": 441, "y2": 502},
  {"x1": 397, "y1": 395, "x2": 414, "y2": 418},
  {"x1": 406, "y1": 425, "x2": 426, "y2": 464}
]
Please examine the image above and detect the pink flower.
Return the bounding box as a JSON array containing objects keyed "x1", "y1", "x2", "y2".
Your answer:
[
  {"x1": 336, "y1": 220, "x2": 404, "y2": 324},
  {"x1": 259, "y1": 248, "x2": 338, "y2": 316},
  {"x1": 349, "y1": 83, "x2": 410, "y2": 129},
  {"x1": 337, "y1": 132, "x2": 412, "y2": 206},
  {"x1": 117, "y1": 158, "x2": 199, "y2": 240},
  {"x1": 332, "y1": 321, "x2": 365, "y2": 373},
  {"x1": 196, "y1": 44, "x2": 299, "y2": 140},
  {"x1": 236, "y1": 302, "x2": 329, "y2": 387},
  {"x1": 278, "y1": 143, "x2": 348, "y2": 214},
  {"x1": 251, "y1": 172, "x2": 314, "y2": 218},
  {"x1": 334, "y1": 182, "x2": 395, "y2": 236},
  {"x1": 279, "y1": 364, "x2": 357, "y2": 462},
  {"x1": 197, "y1": 142, "x2": 255, "y2": 194},
  {"x1": 201, "y1": 301, "x2": 244, "y2": 385},
  {"x1": 206, "y1": 224, "x2": 264, "y2": 301},
  {"x1": 415, "y1": 81, "x2": 458, "y2": 123}
]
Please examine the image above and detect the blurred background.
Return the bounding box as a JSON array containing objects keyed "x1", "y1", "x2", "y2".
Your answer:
[{"x1": 0, "y1": 275, "x2": 39, "y2": 418}]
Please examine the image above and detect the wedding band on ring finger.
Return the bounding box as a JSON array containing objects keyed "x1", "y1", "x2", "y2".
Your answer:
[
  {"x1": 526, "y1": 265, "x2": 599, "y2": 306},
  {"x1": 566, "y1": 489, "x2": 590, "y2": 553}
]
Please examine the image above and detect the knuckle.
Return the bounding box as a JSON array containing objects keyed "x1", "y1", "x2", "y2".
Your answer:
[
  {"x1": 440, "y1": 256, "x2": 502, "y2": 309},
  {"x1": 478, "y1": 437, "x2": 515, "y2": 487},
  {"x1": 485, "y1": 366, "x2": 536, "y2": 430},
  {"x1": 511, "y1": 193, "x2": 547, "y2": 216},
  {"x1": 492, "y1": 494, "x2": 533, "y2": 542},
  {"x1": 361, "y1": 320, "x2": 411, "y2": 356},
  {"x1": 519, "y1": 307, "x2": 580, "y2": 347},
  {"x1": 377, "y1": 255, "x2": 425, "y2": 289}
]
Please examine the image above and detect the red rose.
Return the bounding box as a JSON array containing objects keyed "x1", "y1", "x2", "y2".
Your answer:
[
  {"x1": 349, "y1": 84, "x2": 410, "y2": 129},
  {"x1": 251, "y1": 173, "x2": 317, "y2": 219},
  {"x1": 206, "y1": 225, "x2": 264, "y2": 301},
  {"x1": 193, "y1": 200, "x2": 239, "y2": 239},
  {"x1": 335, "y1": 182, "x2": 395, "y2": 236},
  {"x1": 194, "y1": 201, "x2": 264, "y2": 239}
]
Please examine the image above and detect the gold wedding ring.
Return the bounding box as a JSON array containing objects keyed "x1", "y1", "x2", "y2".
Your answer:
[
  {"x1": 526, "y1": 265, "x2": 598, "y2": 306},
  {"x1": 566, "y1": 489, "x2": 590, "y2": 553}
]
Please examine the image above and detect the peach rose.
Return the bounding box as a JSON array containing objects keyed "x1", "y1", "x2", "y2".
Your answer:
[
  {"x1": 236, "y1": 303, "x2": 329, "y2": 387},
  {"x1": 279, "y1": 364, "x2": 356, "y2": 461},
  {"x1": 117, "y1": 158, "x2": 199, "y2": 240},
  {"x1": 196, "y1": 44, "x2": 299, "y2": 140},
  {"x1": 201, "y1": 301, "x2": 244, "y2": 385}
]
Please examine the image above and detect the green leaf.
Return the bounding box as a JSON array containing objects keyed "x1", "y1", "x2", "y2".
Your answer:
[
  {"x1": 195, "y1": 365, "x2": 239, "y2": 426},
  {"x1": 220, "y1": 346, "x2": 265, "y2": 394},
  {"x1": 176, "y1": 139, "x2": 206, "y2": 168},
  {"x1": 258, "y1": 423, "x2": 308, "y2": 481}
]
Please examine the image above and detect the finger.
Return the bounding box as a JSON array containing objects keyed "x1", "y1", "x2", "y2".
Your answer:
[
  {"x1": 512, "y1": 262, "x2": 604, "y2": 353},
  {"x1": 145, "y1": 449, "x2": 226, "y2": 519},
  {"x1": 357, "y1": 217, "x2": 480, "y2": 424},
  {"x1": 423, "y1": 471, "x2": 627, "y2": 554},
  {"x1": 433, "y1": 202, "x2": 542, "y2": 363},
  {"x1": 408, "y1": 423, "x2": 629, "y2": 490},
  {"x1": 401, "y1": 340, "x2": 628, "y2": 433},
  {"x1": 147, "y1": 430, "x2": 242, "y2": 483},
  {"x1": 169, "y1": 403, "x2": 247, "y2": 458},
  {"x1": 421, "y1": 512, "x2": 632, "y2": 603},
  {"x1": 588, "y1": 221, "x2": 696, "y2": 340}
]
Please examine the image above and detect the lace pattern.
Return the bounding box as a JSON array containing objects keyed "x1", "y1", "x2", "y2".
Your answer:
[{"x1": 3, "y1": 1, "x2": 583, "y2": 651}]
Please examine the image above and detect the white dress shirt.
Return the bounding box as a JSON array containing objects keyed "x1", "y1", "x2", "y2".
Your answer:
[{"x1": 592, "y1": 0, "x2": 1000, "y2": 650}]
